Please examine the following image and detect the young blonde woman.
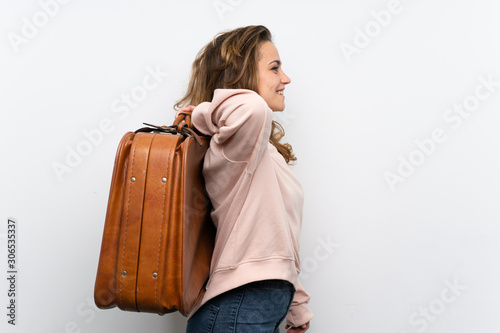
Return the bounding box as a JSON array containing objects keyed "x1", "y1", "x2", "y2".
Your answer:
[{"x1": 176, "y1": 25, "x2": 313, "y2": 333}]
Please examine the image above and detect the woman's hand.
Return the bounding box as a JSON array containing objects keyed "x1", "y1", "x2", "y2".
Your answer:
[
  {"x1": 175, "y1": 105, "x2": 196, "y2": 118},
  {"x1": 285, "y1": 322, "x2": 310, "y2": 333}
]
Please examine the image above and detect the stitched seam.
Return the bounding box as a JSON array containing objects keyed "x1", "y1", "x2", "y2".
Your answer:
[
  {"x1": 212, "y1": 256, "x2": 296, "y2": 274},
  {"x1": 119, "y1": 137, "x2": 138, "y2": 304},
  {"x1": 154, "y1": 137, "x2": 176, "y2": 306},
  {"x1": 207, "y1": 304, "x2": 219, "y2": 333},
  {"x1": 232, "y1": 289, "x2": 245, "y2": 333},
  {"x1": 274, "y1": 289, "x2": 294, "y2": 332}
]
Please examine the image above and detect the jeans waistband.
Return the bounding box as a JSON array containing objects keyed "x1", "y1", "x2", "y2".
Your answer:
[{"x1": 244, "y1": 279, "x2": 295, "y2": 291}]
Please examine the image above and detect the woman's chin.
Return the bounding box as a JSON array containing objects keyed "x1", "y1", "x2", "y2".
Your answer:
[{"x1": 270, "y1": 103, "x2": 286, "y2": 112}]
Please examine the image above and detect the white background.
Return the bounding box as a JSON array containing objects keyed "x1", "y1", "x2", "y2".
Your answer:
[{"x1": 1, "y1": 0, "x2": 499, "y2": 332}]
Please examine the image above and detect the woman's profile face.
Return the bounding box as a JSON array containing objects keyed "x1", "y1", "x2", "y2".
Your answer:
[{"x1": 256, "y1": 41, "x2": 291, "y2": 112}]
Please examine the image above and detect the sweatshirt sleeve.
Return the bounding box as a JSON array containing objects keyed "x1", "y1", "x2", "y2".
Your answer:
[
  {"x1": 193, "y1": 90, "x2": 273, "y2": 174},
  {"x1": 286, "y1": 281, "x2": 314, "y2": 327}
]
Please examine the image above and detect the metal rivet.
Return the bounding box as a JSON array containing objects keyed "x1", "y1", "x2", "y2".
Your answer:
[
  {"x1": 152, "y1": 272, "x2": 158, "y2": 278},
  {"x1": 122, "y1": 271, "x2": 127, "y2": 276},
  {"x1": 161, "y1": 177, "x2": 167, "y2": 183},
  {"x1": 131, "y1": 177, "x2": 136, "y2": 182}
]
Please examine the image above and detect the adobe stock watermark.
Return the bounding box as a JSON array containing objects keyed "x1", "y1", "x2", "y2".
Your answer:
[
  {"x1": 6, "y1": 218, "x2": 18, "y2": 325},
  {"x1": 300, "y1": 235, "x2": 339, "y2": 280},
  {"x1": 399, "y1": 276, "x2": 466, "y2": 333},
  {"x1": 339, "y1": 0, "x2": 404, "y2": 64},
  {"x1": 213, "y1": 0, "x2": 244, "y2": 21},
  {"x1": 7, "y1": 0, "x2": 73, "y2": 54},
  {"x1": 384, "y1": 74, "x2": 499, "y2": 191},
  {"x1": 51, "y1": 65, "x2": 169, "y2": 182}
]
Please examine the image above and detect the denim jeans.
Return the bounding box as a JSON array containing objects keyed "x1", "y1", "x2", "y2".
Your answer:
[{"x1": 186, "y1": 279, "x2": 295, "y2": 333}]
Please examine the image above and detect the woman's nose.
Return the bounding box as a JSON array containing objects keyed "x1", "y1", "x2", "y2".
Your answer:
[{"x1": 281, "y1": 72, "x2": 291, "y2": 85}]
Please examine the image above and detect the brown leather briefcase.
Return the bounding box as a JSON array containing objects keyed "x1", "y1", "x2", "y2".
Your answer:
[{"x1": 94, "y1": 113, "x2": 215, "y2": 316}]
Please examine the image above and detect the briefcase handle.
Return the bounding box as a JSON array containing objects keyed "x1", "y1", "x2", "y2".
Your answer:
[
  {"x1": 136, "y1": 112, "x2": 204, "y2": 146},
  {"x1": 173, "y1": 112, "x2": 193, "y2": 131}
]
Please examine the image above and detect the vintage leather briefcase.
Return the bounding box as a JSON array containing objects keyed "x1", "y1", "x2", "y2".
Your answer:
[{"x1": 94, "y1": 113, "x2": 215, "y2": 316}]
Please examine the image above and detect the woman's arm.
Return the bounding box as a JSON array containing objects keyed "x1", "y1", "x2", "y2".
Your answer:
[{"x1": 192, "y1": 89, "x2": 273, "y2": 173}]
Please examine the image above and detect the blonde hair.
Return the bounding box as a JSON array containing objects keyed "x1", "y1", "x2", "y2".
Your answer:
[{"x1": 175, "y1": 25, "x2": 296, "y2": 164}]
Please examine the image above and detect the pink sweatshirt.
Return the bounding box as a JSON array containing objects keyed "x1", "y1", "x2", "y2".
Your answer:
[{"x1": 190, "y1": 89, "x2": 313, "y2": 327}]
